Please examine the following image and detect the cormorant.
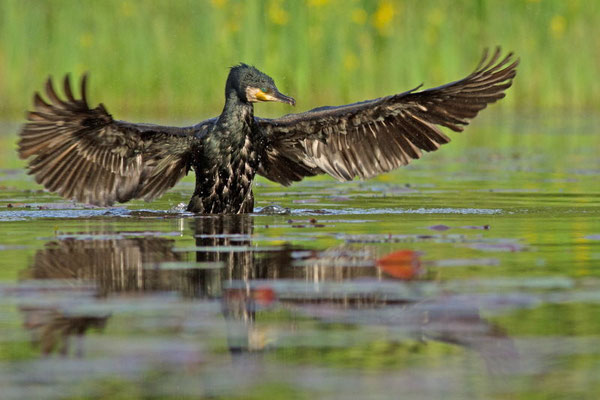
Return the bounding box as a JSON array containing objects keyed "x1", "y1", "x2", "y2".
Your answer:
[{"x1": 18, "y1": 48, "x2": 518, "y2": 214}]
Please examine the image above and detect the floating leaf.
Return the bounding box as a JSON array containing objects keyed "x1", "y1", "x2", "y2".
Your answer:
[
  {"x1": 376, "y1": 250, "x2": 422, "y2": 280},
  {"x1": 253, "y1": 286, "x2": 276, "y2": 306}
]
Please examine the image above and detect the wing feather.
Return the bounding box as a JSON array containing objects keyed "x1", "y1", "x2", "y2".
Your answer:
[
  {"x1": 256, "y1": 47, "x2": 518, "y2": 185},
  {"x1": 18, "y1": 74, "x2": 210, "y2": 206}
]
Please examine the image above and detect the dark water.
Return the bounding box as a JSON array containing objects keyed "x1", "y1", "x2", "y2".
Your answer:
[{"x1": 0, "y1": 115, "x2": 599, "y2": 399}]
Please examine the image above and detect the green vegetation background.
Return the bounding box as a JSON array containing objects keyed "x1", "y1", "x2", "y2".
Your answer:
[{"x1": 0, "y1": 0, "x2": 598, "y2": 121}]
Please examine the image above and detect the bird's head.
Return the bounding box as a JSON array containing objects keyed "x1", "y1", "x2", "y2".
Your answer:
[{"x1": 226, "y1": 64, "x2": 295, "y2": 106}]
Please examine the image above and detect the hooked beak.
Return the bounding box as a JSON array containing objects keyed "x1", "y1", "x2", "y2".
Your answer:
[
  {"x1": 255, "y1": 89, "x2": 296, "y2": 106},
  {"x1": 271, "y1": 90, "x2": 296, "y2": 106}
]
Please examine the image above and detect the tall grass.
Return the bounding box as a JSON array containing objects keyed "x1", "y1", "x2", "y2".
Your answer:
[{"x1": 0, "y1": 0, "x2": 598, "y2": 120}]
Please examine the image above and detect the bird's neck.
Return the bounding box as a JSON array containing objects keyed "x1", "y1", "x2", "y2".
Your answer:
[{"x1": 216, "y1": 91, "x2": 255, "y2": 136}]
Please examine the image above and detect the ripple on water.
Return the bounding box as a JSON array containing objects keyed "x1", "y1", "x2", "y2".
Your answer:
[
  {"x1": 293, "y1": 207, "x2": 503, "y2": 215},
  {"x1": 0, "y1": 207, "x2": 198, "y2": 221},
  {"x1": 0, "y1": 208, "x2": 130, "y2": 221},
  {"x1": 0, "y1": 203, "x2": 503, "y2": 221}
]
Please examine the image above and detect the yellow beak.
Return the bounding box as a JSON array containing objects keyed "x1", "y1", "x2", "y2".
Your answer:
[{"x1": 255, "y1": 89, "x2": 295, "y2": 106}]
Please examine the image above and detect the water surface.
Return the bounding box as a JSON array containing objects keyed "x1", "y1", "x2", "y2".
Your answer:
[{"x1": 1, "y1": 115, "x2": 599, "y2": 399}]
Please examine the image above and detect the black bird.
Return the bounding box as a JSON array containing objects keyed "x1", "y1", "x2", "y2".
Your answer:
[{"x1": 18, "y1": 48, "x2": 518, "y2": 214}]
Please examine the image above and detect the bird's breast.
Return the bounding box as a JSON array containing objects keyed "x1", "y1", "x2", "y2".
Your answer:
[{"x1": 192, "y1": 130, "x2": 260, "y2": 213}]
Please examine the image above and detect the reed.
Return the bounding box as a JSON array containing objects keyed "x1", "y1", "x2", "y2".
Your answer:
[{"x1": 0, "y1": 0, "x2": 597, "y2": 119}]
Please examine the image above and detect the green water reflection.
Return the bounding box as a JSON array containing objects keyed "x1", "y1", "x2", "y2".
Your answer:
[{"x1": 0, "y1": 115, "x2": 599, "y2": 399}]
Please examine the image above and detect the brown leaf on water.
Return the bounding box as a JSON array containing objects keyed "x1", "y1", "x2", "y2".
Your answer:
[
  {"x1": 376, "y1": 250, "x2": 423, "y2": 280},
  {"x1": 253, "y1": 286, "x2": 276, "y2": 306}
]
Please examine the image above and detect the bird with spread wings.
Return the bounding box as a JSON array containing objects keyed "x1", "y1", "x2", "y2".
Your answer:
[{"x1": 18, "y1": 48, "x2": 518, "y2": 213}]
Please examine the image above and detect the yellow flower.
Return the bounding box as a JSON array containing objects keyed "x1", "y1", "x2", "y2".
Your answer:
[
  {"x1": 550, "y1": 15, "x2": 566, "y2": 39},
  {"x1": 268, "y1": 0, "x2": 289, "y2": 26},
  {"x1": 372, "y1": 0, "x2": 396, "y2": 35},
  {"x1": 308, "y1": 0, "x2": 329, "y2": 6}
]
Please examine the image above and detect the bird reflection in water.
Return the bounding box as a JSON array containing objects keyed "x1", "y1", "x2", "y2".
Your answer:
[
  {"x1": 20, "y1": 216, "x2": 517, "y2": 373},
  {"x1": 20, "y1": 304, "x2": 108, "y2": 357}
]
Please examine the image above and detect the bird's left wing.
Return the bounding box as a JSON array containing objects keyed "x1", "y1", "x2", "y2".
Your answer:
[
  {"x1": 256, "y1": 48, "x2": 518, "y2": 185},
  {"x1": 18, "y1": 74, "x2": 213, "y2": 206}
]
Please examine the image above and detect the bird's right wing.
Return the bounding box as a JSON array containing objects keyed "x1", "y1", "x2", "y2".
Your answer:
[
  {"x1": 256, "y1": 48, "x2": 518, "y2": 185},
  {"x1": 18, "y1": 75, "x2": 215, "y2": 206}
]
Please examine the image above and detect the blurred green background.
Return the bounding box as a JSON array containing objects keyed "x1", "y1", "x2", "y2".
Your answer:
[{"x1": 0, "y1": 0, "x2": 598, "y2": 120}]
